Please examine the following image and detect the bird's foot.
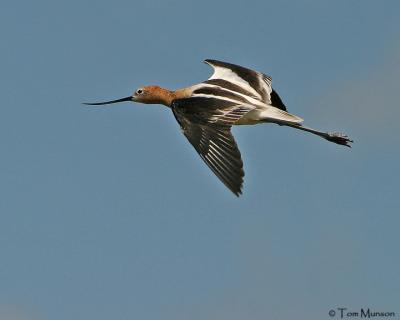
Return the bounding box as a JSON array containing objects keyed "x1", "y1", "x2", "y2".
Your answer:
[{"x1": 326, "y1": 132, "x2": 353, "y2": 148}]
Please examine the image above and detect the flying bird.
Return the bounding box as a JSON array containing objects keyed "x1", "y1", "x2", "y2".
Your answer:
[{"x1": 84, "y1": 59, "x2": 352, "y2": 196}]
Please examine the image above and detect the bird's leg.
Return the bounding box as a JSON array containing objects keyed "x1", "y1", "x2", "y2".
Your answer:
[{"x1": 283, "y1": 123, "x2": 353, "y2": 147}]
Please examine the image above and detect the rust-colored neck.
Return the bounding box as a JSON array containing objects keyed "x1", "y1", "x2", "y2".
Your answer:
[
  {"x1": 151, "y1": 86, "x2": 175, "y2": 106},
  {"x1": 141, "y1": 86, "x2": 189, "y2": 107}
]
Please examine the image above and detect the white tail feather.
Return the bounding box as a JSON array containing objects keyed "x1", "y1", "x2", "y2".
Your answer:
[{"x1": 260, "y1": 107, "x2": 303, "y2": 124}]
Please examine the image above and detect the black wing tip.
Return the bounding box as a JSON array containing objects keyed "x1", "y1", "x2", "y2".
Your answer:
[
  {"x1": 232, "y1": 188, "x2": 243, "y2": 197},
  {"x1": 224, "y1": 176, "x2": 244, "y2": 197},
  {"x1": 218, "y1": 182, "x2": 242, "y2": 197},
  {"x1": 203, "y1": 59, "x2": 248, "y2": 71},
  {"x1": 204, "y1": 59, "x2": 225, "y2": 66},
  {"x1": 203, "y1": 59, "x2": 215, "y2": 67}
]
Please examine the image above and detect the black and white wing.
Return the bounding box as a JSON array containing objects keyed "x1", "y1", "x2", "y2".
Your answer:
[
  {"x1": 172, "y1": 97, "x2": 255, "y2": 196},
  {"x1": 204, "y1": 59, "x2": 272, "y2": 103},
  {"x1": 203, "y1": 59, "x2": 287, "y2": 111}
]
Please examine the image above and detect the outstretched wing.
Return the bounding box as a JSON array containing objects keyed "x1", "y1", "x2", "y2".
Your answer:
[
  {"x1": 204, "y1": 59, "x2": 274, "y2": 105},
  {"x1": 172, "y1": 97, "x2": 255, "y2": 196}
]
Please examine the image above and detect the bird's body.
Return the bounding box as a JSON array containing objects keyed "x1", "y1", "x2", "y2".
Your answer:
[{"x1": 85, "y1": 59, "x2": 352, "y2": 196}]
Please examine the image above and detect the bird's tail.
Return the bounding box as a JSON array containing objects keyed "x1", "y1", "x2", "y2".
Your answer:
[{"x1": 261, "y1": 107, "x2": 304, "y2": 124}]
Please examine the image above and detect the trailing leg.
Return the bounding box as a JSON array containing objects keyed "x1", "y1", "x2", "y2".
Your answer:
[{"x1": 283, "y1": 123, "x2": 353, "y2": 147}]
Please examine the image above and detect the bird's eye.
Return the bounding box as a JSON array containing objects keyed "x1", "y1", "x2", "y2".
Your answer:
[{"x1": 137, "y1": 89, "x2": 143, "y2": 94}]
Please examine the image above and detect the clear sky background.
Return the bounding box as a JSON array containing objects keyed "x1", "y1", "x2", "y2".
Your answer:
[{"x1": 1, "y1": 1, "x2": 399, "y2": 319}]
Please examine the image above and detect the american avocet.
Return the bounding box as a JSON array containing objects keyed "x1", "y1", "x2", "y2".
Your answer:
[{"x1": 84, "y1": 59, "x2": 352, "y2": 196}]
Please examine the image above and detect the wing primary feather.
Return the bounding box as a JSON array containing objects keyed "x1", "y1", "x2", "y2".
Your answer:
[
  {"x1": 201, "y1": 154, "x2": 242, "y2": 196},
  {"x1": 207, "y1": 145, "x2": 243, "y2": 175},
  {"x1": 172, "y1": 96, "x2": 250, "y2": 196},
  {"x1": 204, "y1": 155, "x2": 243, "y2": 195}
]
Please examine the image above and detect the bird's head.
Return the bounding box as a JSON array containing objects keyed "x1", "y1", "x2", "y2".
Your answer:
[{"x1": 83, "y1": 85, "x2": 174, "y2": 107}]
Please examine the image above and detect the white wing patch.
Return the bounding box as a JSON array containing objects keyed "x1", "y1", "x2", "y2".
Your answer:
[
  {"x1": 207, "y1": 65, "x2": 262, "y2": 99},
  {"x1": 204, "y1": 59, "x2": 273, "y2": 104}
]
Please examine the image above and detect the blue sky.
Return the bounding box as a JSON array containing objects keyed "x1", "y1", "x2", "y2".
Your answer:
[{"x1": 1, "y1": 1, "x2": 399, "y2": 319}]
